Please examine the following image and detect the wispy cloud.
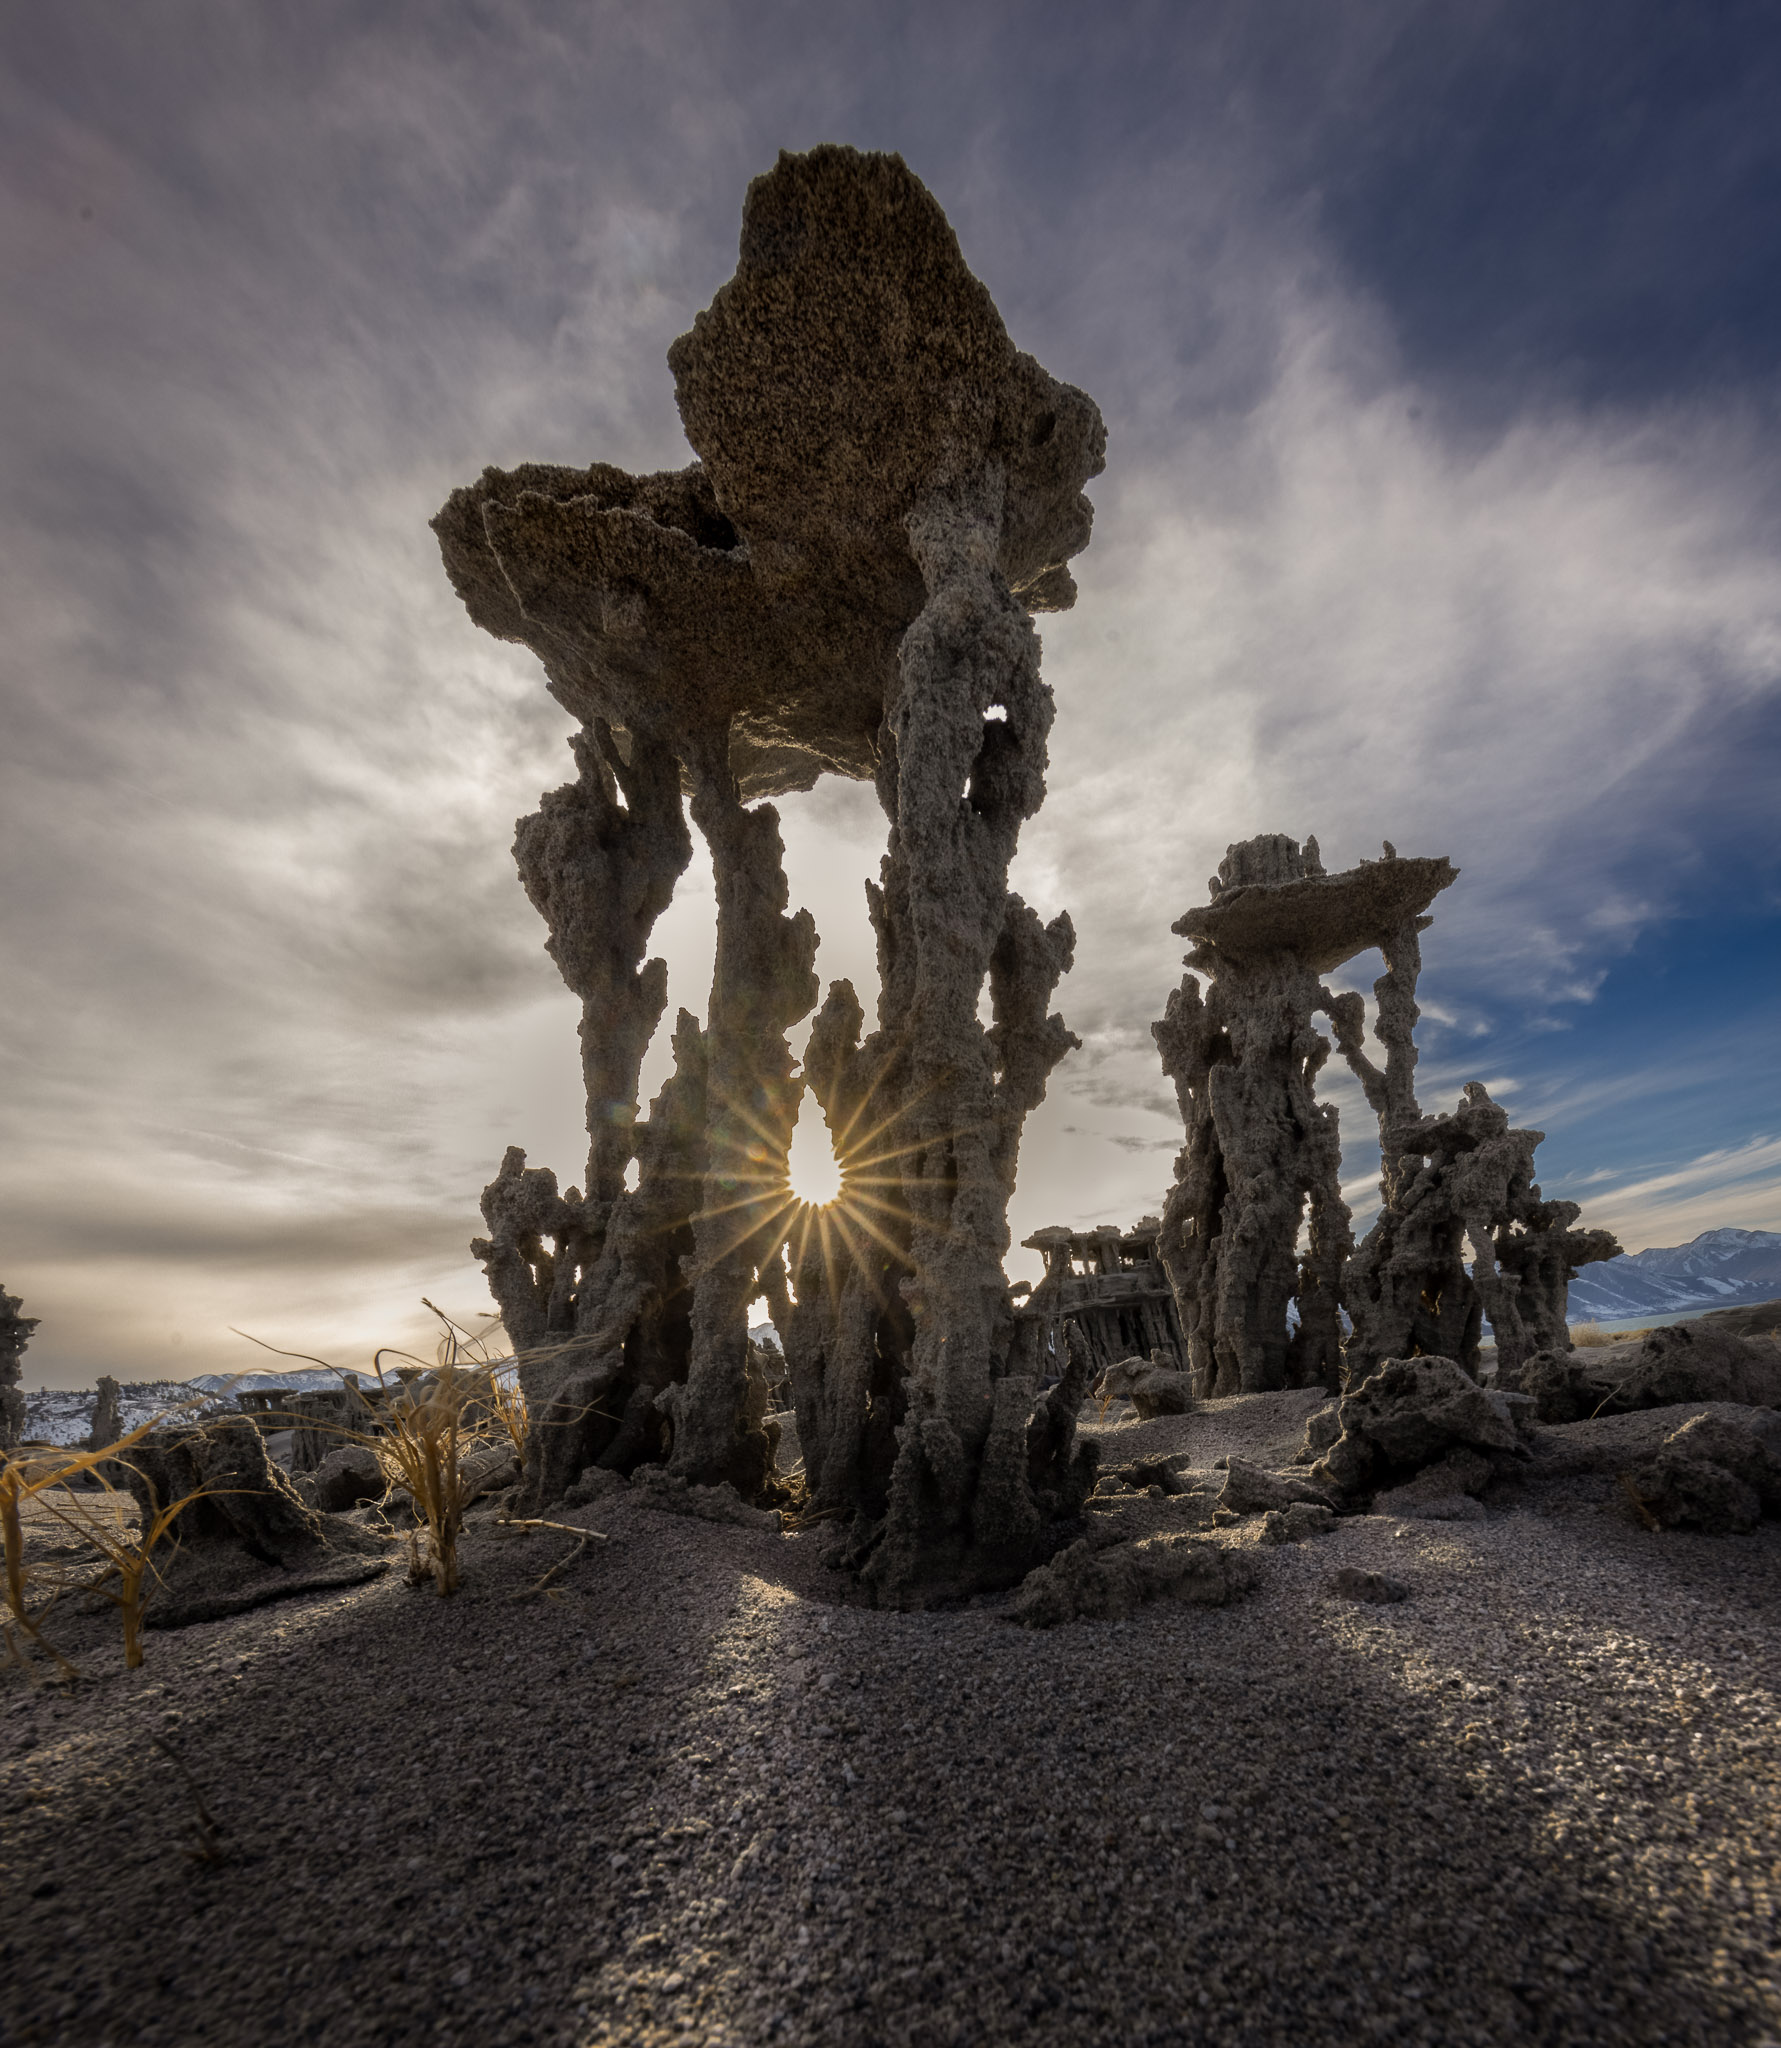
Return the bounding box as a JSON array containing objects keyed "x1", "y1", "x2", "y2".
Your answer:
[
  {"x1": 1553, "y1": 1135, "x2": 1781, "y2": 1250},
  {"x1": 2, "y1": 6, "x2": 1776, "y2": 1376}
]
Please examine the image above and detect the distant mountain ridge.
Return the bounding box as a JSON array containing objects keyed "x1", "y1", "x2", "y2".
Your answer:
[{"x1": 1566, "y1": 1227, "x2": 1781, "y2": 1323}]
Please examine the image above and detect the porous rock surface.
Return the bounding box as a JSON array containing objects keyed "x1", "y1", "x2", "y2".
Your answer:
[
  {"x1": 1308, "y1": 1354, "x2": 1535, "y2": 1502},
  {"x1": 436, "y1": 147, "x2": 1105, "y2": 1601},
  {"x1": 310, "y1": 1443, "x2": 385, "y2": 1513},
  {"x1": 1625, "y1": 1407, "x2": 1781, "y2": 1535},
  {"x1": 1214, "y1": 1456, "x2": 1334, "y2": 1517},
  {"x1": 1523, "y1": 1321, "x2": 1781, "y2": 1424},
  {"x1": 1011, "y1": 1531, "x2": 1256, "y2": 1627},
  {"x1": 1091, "y1": 1354, "x2": 1194, "y2": 1417},
  {"x1": 1259, "y1": 1500, "x2": 1337, "y2": 1544}
]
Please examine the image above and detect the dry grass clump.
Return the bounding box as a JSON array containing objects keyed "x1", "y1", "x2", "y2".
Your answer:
[
  {"x1": 1, "y1": 1413, "x2": 211, "y2": 1677},
  {"x1": 1573, "y1": 1321, "x2": 1658, "y2": 1348},
  {"x1": 236, "y1": 1302, "x2": 540, "y2": 1598},
  {"x1": 42, "y1": 1468, "x2": 218, "y2": 1668}
]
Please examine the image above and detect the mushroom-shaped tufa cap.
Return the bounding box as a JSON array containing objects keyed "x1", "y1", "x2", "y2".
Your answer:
[
  {"x1": 1173, "y1": 836, "x2": 1459, "y2": 977},
  {"x1": 432, "y1": 147, "x2": 1106, "y2": 804},
  {"x1": 670, "y1": 144, "x2": 1105, "y2": 617}
]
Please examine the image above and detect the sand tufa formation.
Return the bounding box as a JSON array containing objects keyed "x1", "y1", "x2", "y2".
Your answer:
[
  {"x1": 1155, "y1": 833, "x2": 1621, "y2": 1397},
  {"x1": 1, "y1": 1284, "x2": 36, "y2": 1451},
  {"x1": 434, "y1": 147, "x2": 1104, "y2": 1601}
]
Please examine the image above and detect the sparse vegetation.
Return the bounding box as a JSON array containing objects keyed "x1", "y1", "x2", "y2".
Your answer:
[
  {"x1": 43, "y1": 1465, "x2": 218, "y2": 1668},
  {"x1": 234, "y1": 1302, "x2": 542, "y2": 1598},
  {"x1": 1, "y1": 1416, "x2": 193, "y2": 1677}
]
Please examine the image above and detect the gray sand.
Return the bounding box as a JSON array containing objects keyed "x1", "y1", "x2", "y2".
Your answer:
[{"x1": 3, "y1": 1390, "x2": 1778, "y2": 2048}]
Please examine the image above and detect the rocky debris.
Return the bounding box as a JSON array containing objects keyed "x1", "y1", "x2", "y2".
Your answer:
[
  {"x1": 553, "y1": 1457, "x2": 780, "y2": 1530},
  {"x1": 1330, "y1": 1566, "x2": 1409, "y2": 1604},
  {"x1": 1260, "y1": 1502, "x2": 1336, "y2": 1545},
  {"x1": 1629, "y1": 1322, "x2": 1781, "y2": 1407},
  {"x1": 436, "y1": 148, "x2": 1104, "y2": 1601},
  {"x1": 120, "y1": 1416, "x2": 321, "y2": 1558},
  {"x1": 1528, "y1": 1402, "x2": 1744, "y2": 1479},
  {"x1": 1011, "y1": 1532, "x2": 1256, "y2": 1627},
  {"x1": 1623, "y1": 1408, "x2": 1781, "y2": 1536},
  {"x1": 311, "y1": 1445, "x2": 385, "y2": 1513},
  {"x1": 112, "y1": 1418, "x2": 389, "y2": 1626},
  {"x1": 1293, "y1": 1400, "x2": 1343, "y2": 1464},
  {"x1": 1216, "y1": 1456, "x2": 1334, "y2": 1517},
  {"x1": 1092, "y1": 1354, "x2": 1195, "y2": 1417},
  {"x1": 1524, "y1": 1320, "x2": 1781, "y2": 1424},
  {"x1": 1018, "y1": 1225, "x2": 1187, "y2": 1379},
  {"x1": 1696, "y1": 1296, "x2": 1781, "y2": 1341},
  {"x1": 1103, "y1": 1454, "x2": 1192, "y2": 1496},
  {"x1": 1308, "y1": 1354, "x2": 1534, "y2": 1502},
  {"x1": 1531, "y1": 1318, "x2": 1781, "y2": 1433},
  {"x1": 1371, "y1": 1448, "x2": 1496, "y2": 1522},
  {"x1": 1519, "y1": 1345, "x2": 1622, "y2": 1424},
  {"x1": 0, "y1": 1283, "x2": 37, "y2": 1450},
  {"x1": 86, "y1": 1375, "x2": 123, "y2": 1452},
  {"x1": 629, "y1": 1465, "x2": 782, "y2": 1532}
]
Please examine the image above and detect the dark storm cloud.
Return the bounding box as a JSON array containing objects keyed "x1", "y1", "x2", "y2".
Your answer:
[{"x1": 3, "y1": 1, "x2": 1779, "y2": 1383}]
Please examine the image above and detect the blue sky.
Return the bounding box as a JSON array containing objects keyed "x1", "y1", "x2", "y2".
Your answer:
[{"x1": 2, "y1": 1, "x2": 1778, "y2": 1386}]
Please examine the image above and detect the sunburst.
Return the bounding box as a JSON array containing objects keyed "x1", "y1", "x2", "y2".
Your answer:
[
  {"x1": 785, "y1": 1090, "x2": 844, "y2": 1207},
  {"x1": 684, "y1": 1057, "x2": 975, "y2": 1320}
]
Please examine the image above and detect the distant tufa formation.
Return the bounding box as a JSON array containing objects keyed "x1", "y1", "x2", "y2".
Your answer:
[
  {"x1": 1015, "y1": 1221, "x2": 1186, "y2": 1381},
  {"x1": 1154, "y1": 833, "x2": 1621, "y2": 1397},
  {"x1": 1, "y1": 1284, "x2": 36, "y2": 1450},
  {"x1": 434, "y1": 147, "x2": 1104, "y2": 1601}
]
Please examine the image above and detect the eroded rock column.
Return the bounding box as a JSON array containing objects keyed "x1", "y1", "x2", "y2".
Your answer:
[
  {"x1": 436, "y1": 146, "x2": 1106, "y2": 1579},
  {"x1": 1155, "y1": 837, "x2": 1456, "y2": 1396},
  {"x1": 0, "y1": 1284, "x2": 33, "y2": 1451},
  {"x1": 666, "y1": 744, "x2": 817, "y2": 1494},
  {"x1": 1322, "y1": 884, "x2": 1622, "y2": 1385}
]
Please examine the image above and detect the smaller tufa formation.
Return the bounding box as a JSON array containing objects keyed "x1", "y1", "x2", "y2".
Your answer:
[
  {"x1": 88, "y1": 1376, "x2": 123, "y2": 1452},
  {"x1": 1091, "y1": 1355, "x2": 1195, "y2": 1417},
  {"x1": 0, "y1": 1285, "x2": 37, "y2": 1450},
  {"x1": 117, "y1": 1418, "x2": 388, "y2": 1626},
  {"x1": 121, "y1": 1416, "x2": 323, "y2": 1557},
  {"x1": 1623, "y1": 1408, "x2": 1781, "y2": 1534},
  {"x1": 1015, "y1": 1220, "x2": 1187, "y2": 1380},
  {"x1": 1011, "y1": 1530, "x2": 1256, "y2": 1628},
  {"x1": 1154, "y1": 833, "x2": 1621, "y2": 1394},
  {"x1": 1154, "y1": 835, "x2": 1454, "y2": 1396}
]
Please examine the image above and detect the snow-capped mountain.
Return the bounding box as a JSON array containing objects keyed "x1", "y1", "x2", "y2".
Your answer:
[
  {"x1": 1566, "y1": 1228, "x2": 1781, "y2": 1323},
  {"x1": 21, "y1": 1364, "x2": 347, "y2": 1446}
]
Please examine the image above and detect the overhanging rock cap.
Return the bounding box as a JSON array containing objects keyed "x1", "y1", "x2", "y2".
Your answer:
[{"x1": 1173, "y1": 855, "x2": 1459, "y2": 975}]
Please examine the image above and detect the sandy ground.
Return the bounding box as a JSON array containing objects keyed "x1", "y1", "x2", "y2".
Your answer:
[{"x1": 3, "y1": 1389, "x2": 1779, "y2": 2048}]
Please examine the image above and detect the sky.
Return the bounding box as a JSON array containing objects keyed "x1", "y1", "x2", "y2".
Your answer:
[{"x1": 3, "y1": 0, "x2": 1779, "y2": 1389}]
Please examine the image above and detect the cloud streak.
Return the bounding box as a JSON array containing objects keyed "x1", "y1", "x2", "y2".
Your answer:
[{"x1": 2, "y1": 3, "x2": 1777, "y2": 1379}]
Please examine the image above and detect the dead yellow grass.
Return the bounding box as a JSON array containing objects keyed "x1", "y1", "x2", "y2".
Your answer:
[
  {"x1": 234, "y1": 1301, "x2": 543, "y2": 1598},
  {"x1": 1, "y1": 1413, "x2": 210, "y2": 1677}
]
